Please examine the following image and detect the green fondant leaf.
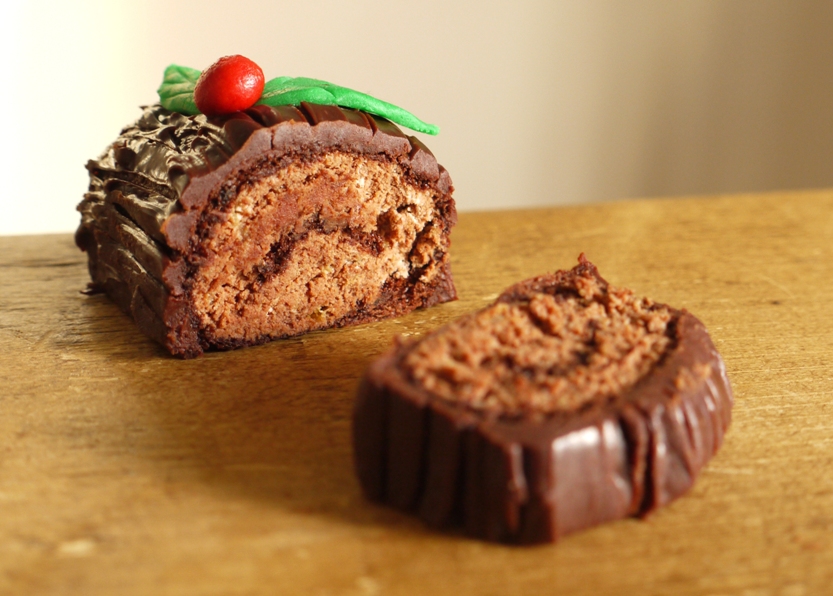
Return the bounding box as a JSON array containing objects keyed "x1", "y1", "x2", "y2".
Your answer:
[
  {"x1": 157, "y1": 65, "x2": 201, "y2": 115},
  {"x1": 258, "y1": 77, "x2": 439, "y2": 135},
  {"x1": 156, "y1": 64, "x2": 439, "y2": 135}
]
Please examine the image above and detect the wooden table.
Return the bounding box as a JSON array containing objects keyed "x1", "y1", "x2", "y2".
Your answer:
[{"x1": 2, "y1": 190, "x2": 833, "y2": 595}]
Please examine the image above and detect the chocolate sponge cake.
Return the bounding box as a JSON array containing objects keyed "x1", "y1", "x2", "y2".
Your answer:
[
  {"x1": 353, "y1": 256, "x2": 733, "y2": 544},
  {"x1": 76, "y1": 102, "x2": 456, "y2": 357}
]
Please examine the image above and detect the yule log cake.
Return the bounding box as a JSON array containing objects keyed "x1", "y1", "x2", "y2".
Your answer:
[{"x1": 76, "y1": 56, "x2": 456, "y2": 357}]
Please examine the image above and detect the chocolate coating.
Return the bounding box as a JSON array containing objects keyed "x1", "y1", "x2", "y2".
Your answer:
[
  {"x1": 353, "y1": 260, "x2": 732, "y2": 544},
  {"x1": 77, "y1": 103, "x2": 456, "y2": 357}
]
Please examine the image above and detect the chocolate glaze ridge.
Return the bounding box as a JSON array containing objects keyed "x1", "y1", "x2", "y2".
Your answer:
[
  {"x1": 77, "y1": 103, "x2": 456, "y2": 357},
  {"x1": 353, "y1": 263, "x2": 732, "y2": 544}
]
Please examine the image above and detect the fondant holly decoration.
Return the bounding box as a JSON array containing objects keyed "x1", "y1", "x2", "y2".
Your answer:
[
  {"x1": 157, "y1": 57, "x2": 439, "y2": 135},
  {"x1": 194, "y1": 55, "x2": 265, "y2": 116}
]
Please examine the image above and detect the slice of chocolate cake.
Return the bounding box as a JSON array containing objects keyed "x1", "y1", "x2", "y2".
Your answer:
[
  {"x1": 76, "y1": 102, "x2": 456, "y2": 357},
  {"x1": 353, "y1": 256, "x2": 733, "y2": 544}
]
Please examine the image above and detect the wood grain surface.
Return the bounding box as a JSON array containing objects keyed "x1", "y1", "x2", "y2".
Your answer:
[{"x1": 2, "y1": 190, "x2": 833, "y2": 595}]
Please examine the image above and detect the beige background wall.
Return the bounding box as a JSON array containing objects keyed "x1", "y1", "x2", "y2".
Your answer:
[{"x1": 1, "y1": 0, "x2": 832, "y2": 235}]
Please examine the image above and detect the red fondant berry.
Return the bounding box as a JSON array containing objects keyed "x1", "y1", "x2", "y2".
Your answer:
[{"x1": 194, "y1": 55, "x2": 265, "y2": 116}]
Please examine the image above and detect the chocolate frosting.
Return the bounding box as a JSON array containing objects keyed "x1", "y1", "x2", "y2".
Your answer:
[
  {"x1": 353, "y1": 273, "x2": 733, "y2": 544},
  {"x1": 77, "y1": 103, "x2": 456, "y2": 357}
]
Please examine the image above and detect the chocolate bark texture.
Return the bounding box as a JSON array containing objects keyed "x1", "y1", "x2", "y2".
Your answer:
[
  {"x1": 353, "y1": 256, "x2": 733, "y2": 544},
  {"x1": 76, "y1": 103, "x2": 456, "y2": 357}
]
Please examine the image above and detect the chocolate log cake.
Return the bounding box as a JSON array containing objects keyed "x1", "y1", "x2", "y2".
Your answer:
[
  {"x1": 353, "y1": 256, "x2": 732, "y2": 544},
  {"x1": 76, "y1": 102, "x2": 456, "y2": 357}
]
